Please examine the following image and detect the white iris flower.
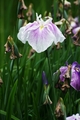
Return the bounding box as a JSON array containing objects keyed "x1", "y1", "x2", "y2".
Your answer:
[{"x1": 17, "y1": 13, "x2": 65, "y2": 53}]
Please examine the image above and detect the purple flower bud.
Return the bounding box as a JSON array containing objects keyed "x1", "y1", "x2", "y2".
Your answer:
[
  {"x1": 71, "y1": 17, "x2": 80, "y2": 34},
  {"x1": 42, "y1": 71, "x2": 48, "y2": 85}
]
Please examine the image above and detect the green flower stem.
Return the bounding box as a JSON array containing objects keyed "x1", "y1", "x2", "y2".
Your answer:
[
  {"x1": 46, "y1": 50, "x2": 53, "y2": 84},
  {"x1": 48, "y1": 104, "x2": 55, "y2": 120},
  {"x1": 17, "y1": 58, "x2": 20, "y2": 98},
  {"x1": 46, "y1": 50, "x2": 56, "y2": 119}
]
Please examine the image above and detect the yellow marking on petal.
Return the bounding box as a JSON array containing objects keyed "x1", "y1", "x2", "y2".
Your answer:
[{"x1": 40, "y1": 25, "x2": 44, "y2": 30}]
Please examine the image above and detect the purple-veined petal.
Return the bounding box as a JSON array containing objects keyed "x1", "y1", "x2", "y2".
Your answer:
[
  {"x1": 26, "y1": 25, "x2": 56, "y2": 53},
  {"x1": 70, "y1": 61, "x2": 80, "y2": 91},
  {"x1": 17, "y1": 22, "x2": 39, "y2": 43},
  {"x1": 60, "y1": 66, "x2": 68, "y2": 82},
  {"x1": 47, "y1": 22, "x2": 66, "y2": 44}
]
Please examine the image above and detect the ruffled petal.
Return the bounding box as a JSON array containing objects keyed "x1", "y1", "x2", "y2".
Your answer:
[
  {"x1": 17, "y1": 22, "x2": 39, "y2": 43},
  {"x1": 70, "y1": 61, "x2": 80, "y2": 91},
  {"x1": 47, "y1": 23, "x2": 66, "y2": 44},
  {"x1": 17, "y1": 26, "x2": 28, "y2": 44}
]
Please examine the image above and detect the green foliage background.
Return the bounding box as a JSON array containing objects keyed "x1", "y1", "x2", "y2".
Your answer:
[{"x1": 0, "y1": 0, "x2": 80, "y2": 120}]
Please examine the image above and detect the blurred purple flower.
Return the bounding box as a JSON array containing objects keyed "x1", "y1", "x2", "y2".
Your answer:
[
  {"x1": 57, "y1": 65, "x2": 71, "y2": 91},
  {"x1": 72, "y1": 27, "x2": 80, "y2": 35},
  {"x1": 66, "y1": 113, "x2": 80, "y2": 120},
  {"x1": 60, "y1": 64, "x2": 71, "y2": 82},
  {"x1": 59, "y1": 62, "x2": 80, "y2": 91},
  {"x1": 70, "y1": 61, "x2": 80, "y2": 91},
  {"x1": 71, "y1": 17, "x2": 80, "y2": 34},
  {"x1": 60, "y1": 66, "x2": 68, "y2": 82},
  {"x1": 17, "y1": 13, "x2": 65, "y2": 53},
  {"x1": 42, "y1": 71, "x2": 48, "y2": 85}
]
